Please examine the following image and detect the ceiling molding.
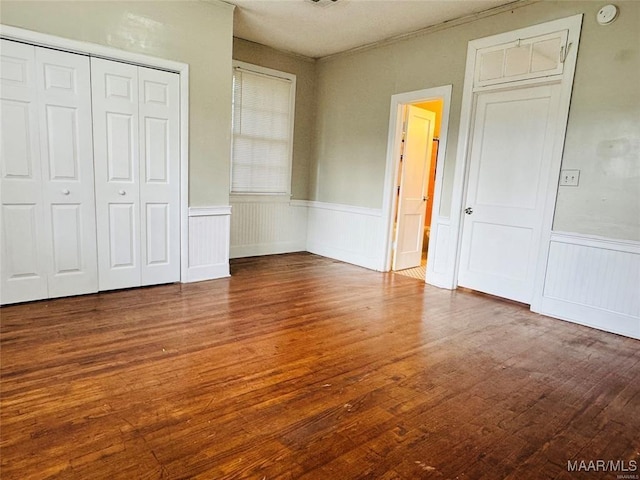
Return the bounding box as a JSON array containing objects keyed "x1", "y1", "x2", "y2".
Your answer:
[
  {"x1": 318, "y1": 0, "x2": 539, "y2": 62},
  {"x1": 233, "y1": 37, "x2": 317, "y2": 63}
]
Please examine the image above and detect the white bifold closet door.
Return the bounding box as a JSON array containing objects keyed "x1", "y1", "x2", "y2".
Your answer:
[
  {"x1": 1, "y1": 40, "x2": 97, "y2": 304},
  {"x1": 91, "y1": 58, "x2": 180, "y2": 291}
]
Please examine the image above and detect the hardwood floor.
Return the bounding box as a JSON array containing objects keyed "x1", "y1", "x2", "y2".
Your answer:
[{"x1": 1, "y1": 253, "x2": 638, "y2": 479}]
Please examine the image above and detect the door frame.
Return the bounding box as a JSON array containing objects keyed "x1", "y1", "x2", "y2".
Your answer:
[
  {"x1": 0, "y1": 24, "x2": 190, "y2": 283},
  {"x1": 382, "y1": 85, "x2": 452, "y2": 275},
  {"x1": 442, "y1": 15, "x2": 582, "y2": 311}
]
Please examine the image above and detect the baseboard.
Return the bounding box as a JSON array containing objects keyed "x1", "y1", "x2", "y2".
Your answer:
[
  {"x1": 230, "y1": 241, "x2": 306, "y2": 259},
  {"x1": 537, "y1": 296, "x2": 639, "y2": 339},
  {"x1": 186, "y1": 263, "x2": 230, "y2": 283}
]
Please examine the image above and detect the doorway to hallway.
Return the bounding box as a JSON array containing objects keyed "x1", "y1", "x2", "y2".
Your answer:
[{"x1": 382, "y1": 85, "x2": 452, "y2": 283}]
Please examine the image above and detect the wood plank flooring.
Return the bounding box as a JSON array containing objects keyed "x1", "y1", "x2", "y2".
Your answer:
[{"x1": 1, "y1": 253, "x2": 639, "y2": 479}]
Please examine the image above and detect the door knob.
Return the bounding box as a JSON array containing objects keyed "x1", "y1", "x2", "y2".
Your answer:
[
  {"x1": 118, "y1": 190, "x2": 126, "y2": 196},
  {"x1": 464, "y1": 207, "x2": 473, "y2": 215},
  {"x1": 422, "y1": 196, "x2": 428, "y2": 202},
  {"x1": 61, "y1": 189, "x2": 70, "y2": 195}
]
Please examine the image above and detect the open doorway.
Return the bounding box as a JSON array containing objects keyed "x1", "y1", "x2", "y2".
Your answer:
[{"x1": 382, "y1": 86, "x2": 452, "y2": 282}]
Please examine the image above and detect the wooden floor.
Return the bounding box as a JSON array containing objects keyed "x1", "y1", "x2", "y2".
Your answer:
[{"x1": 1, "y1": 253, "x2": 639, "y2": 480}]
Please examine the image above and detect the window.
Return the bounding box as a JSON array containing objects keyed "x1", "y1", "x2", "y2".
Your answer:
[{"x1": 231, "y1": 61, "x2": 296, "y2": 195}]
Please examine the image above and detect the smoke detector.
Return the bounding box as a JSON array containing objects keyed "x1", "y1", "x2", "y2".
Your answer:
[{"x1": 596, "y1": 4, "x2": 618, "y2": 25}]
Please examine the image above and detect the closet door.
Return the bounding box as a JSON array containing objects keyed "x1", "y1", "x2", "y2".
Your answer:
[
  {"x1": 138, "y1": 67, "x2": 180, "y2": 285},
  {"x1": 0, "y1": 40, "x2": 49, "y2": 303},
  {"x1": 36, "y1": 47, "x2": 98, "y2": 298},
  {"x1": 91, "y1": 58, "x2": 141, "y2": 291}
]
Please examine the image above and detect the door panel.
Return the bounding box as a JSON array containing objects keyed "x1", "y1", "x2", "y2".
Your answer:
[
  {"x1": 468, "y1": 222, "x2": 533, "y2": 281},
  {"x1": 45, "y1": 105, "x2": 79, "y2": 179},
  {"x1": 36, "y1": 47, "x2": 97, "y2": 298},
  {"x1": 2, "y1": 204, "x2": 41, "y2": 278},
  {"x1": 2, "y1": 100, "x2": 35, "y2": 177},
  {"x1": 0, "y1": 40, "x2": 48, "y2": 304},
  {"x1": 474, "y1": 96, "x2": 549, "y2": 210},
  {"x1": 108, "y1": 203, "x2": 136, "y2": 268},
  {"x1": 146, "y1": 203, "x2": 170, "y2": 265},
  {"x1": 106, "y1": 113, "x2": 135, "y2": 181},
  {"x1": 144, "y1": 117, "x2": 169, "y2": 183},
  {"x1": 457, "y1": 85, "x2": 561, "y2": 303},
  {"x1": 50, "y1": 204, "x2": 83, "y2": 273},
  {"x1": 138, "y1": 67, "x2": 180, "y2": 285},
  {"x1": 393, "y1": 106, "x2": 435, "y2": 271},
  {"x1": 92, "y1": 58, "x2": 141, "y2": 290}
]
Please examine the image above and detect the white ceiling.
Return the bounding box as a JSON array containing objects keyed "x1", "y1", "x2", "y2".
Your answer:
[{"x1": 224, "y1": 0, "x2": 522, "y2": 59}]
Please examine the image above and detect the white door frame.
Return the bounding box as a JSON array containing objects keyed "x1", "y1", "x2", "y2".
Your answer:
[
  {"x1": 382, "y1": 85, "x2": 452, "y2": 274},
  {"x1": 0, "y1": 24, "x2": 191, "y2": 283},
  {"x1": 441, "y1": 15, "x2": 582, "y2": 311}
]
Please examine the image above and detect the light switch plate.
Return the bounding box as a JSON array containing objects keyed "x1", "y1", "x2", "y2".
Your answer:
[{"x1": 560, "y1": 169, "x2": 580, "y2": 186}]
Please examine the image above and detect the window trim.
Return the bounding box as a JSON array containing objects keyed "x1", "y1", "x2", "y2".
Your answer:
[{"x1": 231, "y1": 60, "x2": 296, "y2": 196}]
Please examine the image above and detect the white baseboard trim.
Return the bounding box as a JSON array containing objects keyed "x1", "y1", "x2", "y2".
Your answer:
[
  {"x1": 230, "y1": 241, "x2": 306, "y2": 259},
  {"x1": 186, "y1": 206, "x2": 231, "y2": 283},
  {"x1": 186, "y1": 263, "x2": 230, "y2": 283},
  {"x1": 534, "y1": 231, "x2": 640, "y2": 339},
  {"x1": 537, "y1": 297, "x2": 639, "y2": 339}
]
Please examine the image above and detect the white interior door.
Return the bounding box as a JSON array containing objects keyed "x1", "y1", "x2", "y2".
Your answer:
[
  {"x1": 393, "y1": 105, "x2": 435, "y2": 271},
  {"x1": 457, "y1": 84, "x2": 561, "y2": 303},
  {"x1": 0, "y1": 40, "x2": 49, "y2": 304},
  {"x1": 138, "y1": 67, "x2": 180, "y2": 286},
  {"x1": 36, "y1": 47, "x2": 98, "y2": 298},
  {"x1": 91, "y1": 58, "x2": 141, "y2": 291}
]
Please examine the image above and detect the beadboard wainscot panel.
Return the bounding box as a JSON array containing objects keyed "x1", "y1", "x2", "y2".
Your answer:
[
  {"x1": 536, "y1": 232, "x2": 640, "y2": 339},
  {"x1": 426, "y1": 217, "x2": 453, "y2": 288},
  {"x1": 187, "y1": 206, "x2": 231, "y2": 282},
  {"x1": 230, "y1": 196, "x2": 307, "y2": 258},
  {"x1": 305, "y1": 201, "x2": 384, "y2": 271}
]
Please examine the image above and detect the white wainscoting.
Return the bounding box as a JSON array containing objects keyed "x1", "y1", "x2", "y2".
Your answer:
[
  {"x1": 304, "y1": 201, "x2": 385, "y2": 271},
  {"x1": 186, "y1": 206, "x2": 231, "y2": 282},
  {"x1": 425, "y1": 217, "x2": 453, "y2": 288},
  {"x1": 230, "y1": 196, "x2": 307, "y2": 258},
  {"x1": 535, "y1": 232, "x2": 640, "y2": 339}
]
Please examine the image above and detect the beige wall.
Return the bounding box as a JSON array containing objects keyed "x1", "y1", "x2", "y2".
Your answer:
[
  {"x1": 554, "y1": 2, "x2": 639, "y2": 241},
  {"x1": 312, "y1": 1, "x2": 640, "y2": 241},
  {"x1": 2, "y1": 1, "x2": 638, "y2": 240},
  {"x1": 0, "y1": 0, "x2": 234, "y2": 207},
  {"x1": 232, "y1": 38, "x2": 317, "y2": 200}
]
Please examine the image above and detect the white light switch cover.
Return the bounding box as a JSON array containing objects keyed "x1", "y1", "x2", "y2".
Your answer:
[{"x1": 560, "y1": 169, "x2": 580, "y2": 186}]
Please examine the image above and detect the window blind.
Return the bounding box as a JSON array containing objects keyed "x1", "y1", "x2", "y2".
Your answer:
[{"x1": 232, "y1": 67, "x2": 294, "y2": 194}]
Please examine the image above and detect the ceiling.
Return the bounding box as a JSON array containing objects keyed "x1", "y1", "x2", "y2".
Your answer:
[{"x1": 223, "y1": 0, "x2": 523, "y2": 59}]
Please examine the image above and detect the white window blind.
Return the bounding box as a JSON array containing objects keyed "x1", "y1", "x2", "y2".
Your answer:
[{"x1": 232, "y1": 65, "x2": 295, "y2": 194}]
